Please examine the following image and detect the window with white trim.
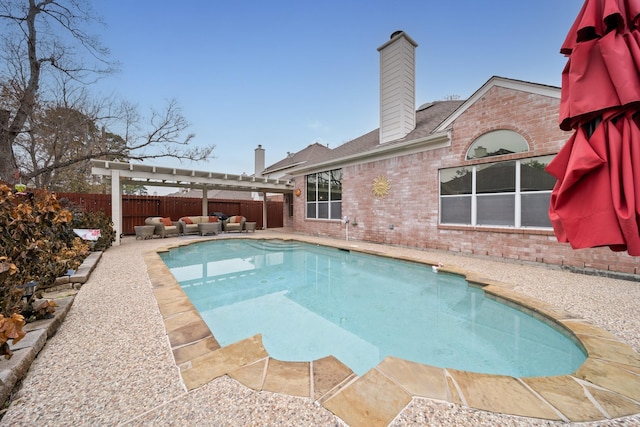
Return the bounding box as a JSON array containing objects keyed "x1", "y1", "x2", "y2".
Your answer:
[
  {"x1": 466, "y1": 129, "x2": 529, "y2": 160},
  {"x1": 306, "y1": 169, "x2": 342, "y2": 219},
  {"x1": 439, "y1": 155, "x2": 555, "y2": 228}
]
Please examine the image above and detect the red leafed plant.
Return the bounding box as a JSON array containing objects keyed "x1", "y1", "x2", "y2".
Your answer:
[
  {"x1": 0, "y1": 182, "x2": 90, "y2": 358},
  {"x1": 0, "y1": 313, "x2": 26, "y2": 359}
]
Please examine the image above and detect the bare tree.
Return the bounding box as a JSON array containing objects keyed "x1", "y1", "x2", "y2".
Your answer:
[
  {"x1": 0, "y1": 0, "x2": 112, "y2": 183},
  {"x1": 0, "y1": 0, "x2": 215, "y2": 186},
  {"x1": 9, "y1": 75, "x2": 213, "y2": 190}
]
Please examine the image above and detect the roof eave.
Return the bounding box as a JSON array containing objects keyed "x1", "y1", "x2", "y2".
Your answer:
[
  {"x1": 262, "y1": 160, "x2": 307, "y2": 175},
  {"x1": 287, "y1": 131, "x2": 451, "y2": 175}
]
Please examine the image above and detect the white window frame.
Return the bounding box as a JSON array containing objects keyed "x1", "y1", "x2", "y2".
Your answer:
[
  {"x1": 306, "y1": 169, "x2": 342, "y2": 220},
  {"x1": 440, "y1": 158, "x2": 553, "y2": 229}
]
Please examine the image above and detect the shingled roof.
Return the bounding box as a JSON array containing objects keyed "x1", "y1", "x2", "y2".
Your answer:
[
  {"x1": 324, "y1": 100, "x2": 464, "y2": 162},
  {"x1": 262, "y1": 142, "x2": 332, "y2": 175},
  {"x1": 264, "y1": 100, "x2": 464, "y2": 175}
]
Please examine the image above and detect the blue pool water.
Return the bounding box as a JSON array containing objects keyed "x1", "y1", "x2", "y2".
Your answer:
[{"x1": 160, "y1": 239, "x2": 587, "y2": 377}]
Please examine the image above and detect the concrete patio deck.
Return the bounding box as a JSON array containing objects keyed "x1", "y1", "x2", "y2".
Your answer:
[{"x1": 1, "y1": 230, "x2": 639, "y2": 426}]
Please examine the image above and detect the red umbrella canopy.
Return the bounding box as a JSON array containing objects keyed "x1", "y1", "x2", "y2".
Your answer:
[
  {"x1": 559, "y1": 0, "x2": 640, "y2": 130},
  {"x1": 547, "y1": 0, "x2": 640, "y2": 255}
]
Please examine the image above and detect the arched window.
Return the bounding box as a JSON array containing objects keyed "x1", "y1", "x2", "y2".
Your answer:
[{"x1": 466, "y1": 130, "x2": 529, "y2": 160}]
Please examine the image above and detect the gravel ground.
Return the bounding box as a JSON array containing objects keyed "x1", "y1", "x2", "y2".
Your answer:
[{"x1": 1, "y1": 233, "x2": 638, "y2": 426}]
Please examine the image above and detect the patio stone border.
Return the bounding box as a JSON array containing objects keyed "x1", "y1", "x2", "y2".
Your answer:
[
  {"x1": 50, "y1": 251, "x2": 103, "y2": 290},
  {"x1": 148, "y1": 236, "x2": 640, "y2": 427},
  {"x1": 0, "y1": 296, "x2": 74, "y2": 405}
]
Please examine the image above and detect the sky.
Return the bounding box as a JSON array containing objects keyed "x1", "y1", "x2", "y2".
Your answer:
[{"x1": 90, "y1": 0, "x2": 584, "y2": 181}]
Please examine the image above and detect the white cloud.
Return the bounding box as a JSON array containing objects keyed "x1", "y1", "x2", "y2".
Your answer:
[{"x1": 307, "y1": 119, "x2": 329, "y2": 133}]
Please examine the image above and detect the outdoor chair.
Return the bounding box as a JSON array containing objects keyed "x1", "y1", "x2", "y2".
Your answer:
[
  {"x1": 145, "y1": 217, "x2": 180, "y2": 238},
  {"x1": 223, "y1": 215, "x2": 246, "y2": 232}
]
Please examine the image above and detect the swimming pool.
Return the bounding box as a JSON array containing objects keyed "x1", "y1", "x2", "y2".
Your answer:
[{"x1": 160, "y1": 239, "x2": 587, "y2": 377}]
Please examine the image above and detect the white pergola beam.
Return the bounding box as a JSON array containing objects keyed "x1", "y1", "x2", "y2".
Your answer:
[
  {"x1": 111, "y1": 169, "x2": 122, "y2": 246},
  {"x1": 90, "y1": 160, "x2": 293, "y2": 245},
  {"x1": 91, "y1": 160, "x2": 293, "y2": 193}
]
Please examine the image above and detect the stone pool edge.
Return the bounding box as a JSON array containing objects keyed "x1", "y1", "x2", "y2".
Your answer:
[{"x1": 145, "y1": 235, "x2": 640, "y2": 427}]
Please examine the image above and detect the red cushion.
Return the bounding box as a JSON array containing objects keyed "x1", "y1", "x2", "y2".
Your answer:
[
  {"x1": 160, "y1": 217, "x2": 172, "y2": 226},
  {"x1": 182, "y1": 217, "x2": 193, "y2": 224},
  {"x1": 209, "y1": 216, "x2": 218, "y2": 222}
]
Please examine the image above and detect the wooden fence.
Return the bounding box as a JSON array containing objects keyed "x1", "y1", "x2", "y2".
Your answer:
[{"x1": 55, "y1": 193, "x2": 284, "y2": 235}]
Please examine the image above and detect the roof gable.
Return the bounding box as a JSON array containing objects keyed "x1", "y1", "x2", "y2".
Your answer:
[{"x1": 434, "y1": 76, "x2": 560, "y2": 132}]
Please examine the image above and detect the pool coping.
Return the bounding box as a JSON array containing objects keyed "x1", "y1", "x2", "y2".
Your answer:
[{"x1": 145, "y1": 234, "x2": 640, "y2": 427}]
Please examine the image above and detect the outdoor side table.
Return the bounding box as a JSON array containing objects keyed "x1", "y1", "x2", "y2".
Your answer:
[
  {"x1": 134, "y1": 225, "x2": 155, "y2": 240},
  {"x1": 197, "y1": 222, "x2": 220, "y2": 236},
  {"x1": 244, "y1": 222, "x2": 257, "y2": 232}
]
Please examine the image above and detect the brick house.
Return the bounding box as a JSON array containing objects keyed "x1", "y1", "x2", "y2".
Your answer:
[{"x1": 262, "y1": 31, "x2": 639, "y2": 275}]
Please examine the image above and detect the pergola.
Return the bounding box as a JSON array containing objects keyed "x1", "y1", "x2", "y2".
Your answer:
[{"x1": 90, "y1": 159, "x2": 295, "y2": 245}]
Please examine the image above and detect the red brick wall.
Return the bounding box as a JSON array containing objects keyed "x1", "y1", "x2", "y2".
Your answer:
[{"x1": 292, "y1": 86, "x2": 640, "y2": 275}]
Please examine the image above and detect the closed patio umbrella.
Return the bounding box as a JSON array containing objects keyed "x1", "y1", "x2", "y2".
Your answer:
[{"x1": 547, "y1": 0, "x2": 640, "y2": 255}]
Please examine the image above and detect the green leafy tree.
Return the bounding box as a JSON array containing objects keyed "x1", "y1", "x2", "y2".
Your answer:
[{"x1": 123, "y1": 184, "x2": 148, "y2": 196}]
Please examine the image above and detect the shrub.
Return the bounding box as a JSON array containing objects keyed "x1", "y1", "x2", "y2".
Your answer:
[
  {"x1": 64, "y1": 204, "x2": 116, "y2": 252},
  {"x1": 0, "y1": 182, "x2": 91, "y2": 357}
]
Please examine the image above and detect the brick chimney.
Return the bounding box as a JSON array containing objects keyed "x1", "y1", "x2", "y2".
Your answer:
[
  {"x1": 254, "y1": 144, "x2": 265, "y2": 177},
  {"x1": 377, "y1": 31, "x2": 418, "y2": 144}
]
